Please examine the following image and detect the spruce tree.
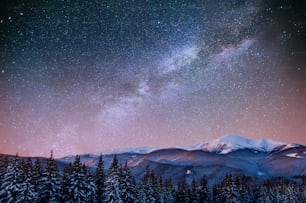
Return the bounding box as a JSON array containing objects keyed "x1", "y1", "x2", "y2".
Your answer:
[
  {"x1": 284, "y1": 182, "x2": 299, "y2": 203},
  {"x1": 175, "y1": 179, "x2": 190, "y2": 203},
  {"x1": 0, "y1": 156, "x2": 9, "y2": 182},
  {"x1": 212, "y1": 183, "x2": 223, "y2": 203},
  {"x1": 105, "y1": 155, "x2": 123, "y2": 203},
  {"x1": 0, "y1": 154, "x2": 25, "y2": 203},
  {"x1": 135, "y1": 182, "x2": 147, "y2": 203},
  {"x1": 18, "y1": 157, "x2": 37, "y2": 203},
  {"x1": 221, "y1": 174, "x2": 240, "y2": 203},
  {"x1": 258, "y1": 181, "x2": 275, "y2": 203},
  {"x1": 164, "y1": 178, "x2": 175, "y2": 203},
  {"x1": 95, "y1": 154, "x2": 106, "y2": 203},
  {"x1": 238, "y1": 175, "x2": 253, "y2": 203},
  {"x1": 38, "y1": 150, "x2": 61, "y2": 203},
  {"x1": 198, "y1": 175, "x2": 210, "y2": 203},
  {"x1": 61, "y1": 163, "x2": 74, "y2": 202},
  {"x1": 301, "y1": 176, "x2": 306, "y2": 202},
  {"x1": 190, "y1": 179, "x2": 199, "y2": 203},
  {"x1": 32, "y1": 158, "x2": 43, "y2": 193},
  {"x1": 141, "y1": 166, "x2": 160, "y2": 203},
  {"x1": 120, "y1": 161, "x2": 136, "y2": 203},
  {"x1": 63, "y1": 155, "x2": 96, "y2": 202}
]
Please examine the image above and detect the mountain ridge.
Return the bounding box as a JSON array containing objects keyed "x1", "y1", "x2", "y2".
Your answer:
[
  {"x1": 1, "y1": 135, "x2": 305, "y2": 186},
  {"x1": 95, "y1": 134, "x2": 299, "y2": 156}
]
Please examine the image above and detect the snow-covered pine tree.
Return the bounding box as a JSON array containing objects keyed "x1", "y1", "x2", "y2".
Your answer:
[
  {"x1": 61, "y1": 163, "x2": 73, "y2": 202},
  {"x1": 163, "y1": 178, "x2": 175, "y2": 203},
  {"x1": 284, "y1": 182, "x2": 299, "y2": 203},
  {"x1": 190, "y1": 179, "x2": 199, "y2": 203},
  {"x1": 63, "y1": 155, "x2": 96, "y2": 202},
  {"x1": 105, "y1": 155, "x2": 123, "y2": 203},
  {"x1": 175, "y1": 179, "x2": 190, "y2": 203},
  {"x1": 274, "y1": 180, "x2": 285, "y2": 202},
  {"x1": 18, "y1": 157, "x2": 37, "y2": 202},
  {"x1": 0, "y1": 154, "x2": 25, "y2": 203},
  {"x1": 95, "y1": 154, "x2": 106, "y2": 203},
  {"x1": 198, "y1": 175, "x2": 210, "y2": 202},
  {"x1": 237, "y1": 175, "x2": 253, "y2": 203},
  {"x1": 82, "y1": 163, "x2": 97, "y2": 202},
  {"x1": 38, "y1": 150, "x2": 61, "y2": 203},
  {"x1": 221, "y1": 174, "x2": 240, "y2": 203},
  {"x1": 212, "y1": 183, "x2": 224, "y2": 203},
  {"x1": 120, "y1": 161, "x2": 136, "y2": 203},
  {"x1": 301, "y1": 176, "x2": 306, "y2": 202},
  {"x1": 32, "y1": 158, "x2": 43, "y2": 193},
  {"x1": 0, "y1": 156, "x2": 9, "y2": 189},
  {"x1": 258, "y1": 181, "x2": 275, "y2": 203},
  {"x1": 141, "y1": 166, "x2": 160, "y2": 203},
  {"x1": 157, "y1": 176, "x2": 168, "y2": 203},
  {"x1": 135, "y1": 182, "x2": 147, "y2": 203},
  {"x1": 24, "y1": 157, "x2": 33, "y2": 175},
  {"x1": 151, "y1": 171, "x2": 161, "y2": 203}
]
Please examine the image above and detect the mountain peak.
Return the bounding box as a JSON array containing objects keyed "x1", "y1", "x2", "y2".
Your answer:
[{"x1": 202, "y1": 134, "x2": 288, "y2": 154}]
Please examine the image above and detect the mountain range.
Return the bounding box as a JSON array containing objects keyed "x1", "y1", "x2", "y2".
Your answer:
[
  {"x1": 58, "y1": 135, "x2": 306, "y2": 185},
  {"x1": 1, "y1": 135, "x2": 305, "y2": 186}
]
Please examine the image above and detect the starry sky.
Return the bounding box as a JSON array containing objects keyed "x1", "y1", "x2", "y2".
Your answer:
[{"x1": 0, "y1": 0, "x2": 305, "y2": 157}]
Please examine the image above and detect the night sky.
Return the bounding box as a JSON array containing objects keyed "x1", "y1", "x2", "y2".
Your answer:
[{"x1": 0, "y1": 0, "x2": 305, "y2": 157}]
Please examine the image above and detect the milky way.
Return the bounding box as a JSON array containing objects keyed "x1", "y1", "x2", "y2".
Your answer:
[{"x1": 0, "y1": 0, "x2": 305, "y2": 157}]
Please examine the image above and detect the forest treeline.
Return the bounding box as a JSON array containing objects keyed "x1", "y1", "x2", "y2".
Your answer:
[{"x1": 0, "y1": 152, "x2": 305, "y2": 203}]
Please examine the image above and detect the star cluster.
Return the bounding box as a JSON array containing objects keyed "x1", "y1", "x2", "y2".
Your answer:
[{"x1": 0, "y1": 0, "x2": 305, "y2": 157}]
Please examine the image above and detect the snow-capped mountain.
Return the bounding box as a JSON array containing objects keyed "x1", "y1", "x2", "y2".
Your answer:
[
  {"x1": 192, "y1": 134, "x2": 297, "y2": 154},
  {"x1": 97, "y1": 135, "x2": 296, "y2": 155},
  {"x1": 101, "y1": 146, "x2": 156, "y2": 155},
  {"x1": 1, "y1": 135, "x2": 304, "y2": 186}
]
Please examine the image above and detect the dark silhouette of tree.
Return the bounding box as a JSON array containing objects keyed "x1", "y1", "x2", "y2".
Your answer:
[
  {"x1": 61, "y1": 162, "x2": 73, "y2": 201},
  {"x1": 95, "y1": 153, "x2": 106, "y2": 203},
  {"x1": 175, "y1": 179, "x2": 190, "y2": 203},
  {"x1": 199, "y1": 175, "x2": 210, "y2": 202}
]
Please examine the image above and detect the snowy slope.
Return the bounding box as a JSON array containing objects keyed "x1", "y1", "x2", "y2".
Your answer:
[
  {"x1": 96, "y1": 135, "x2": 295, "y2": 155},
  {"x1": 192, "y1": 134, "x2": 294, "y2": 154},
  {"x1": 101, "y1": 146, "x2": 156, "y2": 155},
  {"x1": 1, "y1": 134, "x2": 304, "y2": 186}
]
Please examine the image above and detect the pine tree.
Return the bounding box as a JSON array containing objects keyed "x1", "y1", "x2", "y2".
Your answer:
[
  {"x1": 0, "y1": 154, "x2": 25, "y2": 203},
  {"x1": 63, "y1": 155, "x2": 97, "y2": 202},
  {"x1": 163, "y1": 178, "x2": 175, "y2": 203},
  {"x1": 190, "y1": 179, "x2": 199, "y2": 203},
  {"x1": 120, "y1": 161, "x2": 136, "y2": 203},
  {"x1": 32, "y1": 158, "x2": 43, "y2": 193},
  {"x1": 222, "y1": 174, "x2": 240, "y2": 203},
  {"x1": 141, "y1": 166, "x2": 161, "y2": 203},
  {"x1": 238, "y1": 175, "x2": 253, "y2": 203},
  {"x1": 18, "y1": 157, "x2": 37, "y2": 202},
  {"x1": 0, "y1": 156, "x2": 9, "y2": 181},
  {"x1": 135, "y1": 182, "x2": 147, "y2": 203},
  {"x1": 198, "y1": 175, "x2": 210, "y2": 203},
  {"x1": 284, "y1": 182, "x2": 299, "y2": 203},
  {"x1": 95, "y1": 154, "x2": 106, "y2": 203},
  {"x1": 175, "y1": 179, "x2": 190, "y2": 203},
  {"x1": 61, "y1": 163, "x2": 74, "y2": 202},
  {"x1": 301, "y1": 176, "x2": 306, "y2": 202},
  {"x1": 212, "y1": 183, "x2": 224, "y2": 203},
  {"x1": 258, "y1": 181, "x2": 275, "y2": 203},
  {"x1": 105, "y1": 155, "x2": 123, "y2": 203},
  {"x1": 84, "y1": 163, "x2": 97, "y2": 202},
  {"x1": 38, "y1": 150, "x2": 61, "y2": 203}
]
